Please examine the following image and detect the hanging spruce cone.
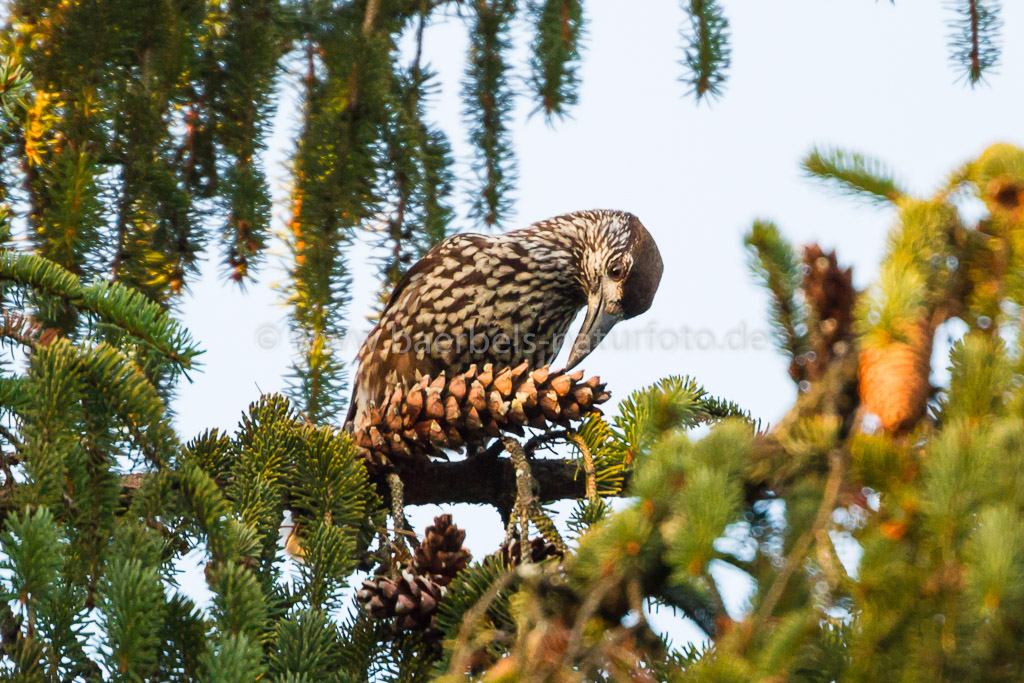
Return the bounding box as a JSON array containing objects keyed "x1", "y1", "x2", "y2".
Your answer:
[
  {"x1": 353, "y1": 362, "x2": 611, "y2": 467},
  {"x1": 356, "y1": 515, "x2": 471, "y2": 632},
  {"x1": 800, "y1": 245, "x2": 856, "y2": 381},
  {"x1": 412, "y1": 515, "x2": 472, "y2": 584},
  {"x1": 498, "y1": 536, "x2": 563, "y2": 566},
  {"x1": 356, "y1": 569, "x2": 446, "y2": 631},
  {"x1": 858, "y1": 317, "x2": 933, "y2": 432}
]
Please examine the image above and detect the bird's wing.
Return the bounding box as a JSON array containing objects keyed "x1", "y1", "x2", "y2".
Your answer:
[
  {"x1": 380, "y1": 233, "x2": 486, "y2": 315},
  {"x1": 346, "y1": 233, "x2": 486, "y2": 428}
]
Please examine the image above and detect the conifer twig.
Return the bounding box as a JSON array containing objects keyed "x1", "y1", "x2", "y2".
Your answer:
[
  {"x1": 0, "y1": 456, "x2": 620, "y2": 524},
  {"x1": 745, "y1": 220, "x2": 809, "y2": 380},
  {"x1": 565, "y1": 574, "x2": 617, "y2": 662},
  {"x1": 949, "y1": 0, "x2": 1001, "y2": 86},
  {"x1": 752, "y1": 451, "x2": 845, "y2": 631},
  {"x1": 362, "y1": 0, "x2": 382, "y2": 34},
  {"x1": 704, "y1": 572, "x2": 732, "y2": 633},
  {"x1": 802, "y1": 146, "x2": 905, "y2": 204},
  {"x1": 681, "y1": 0, "x2": 731, "y2": 100},
  {"x1": 815, "y1": 526, "x2": 846, "y2": 593},
  {"x1": 0, "y1": 424, "x2": 23, "y2": 453},
  {"x1": 447, "y1": 568, "x2": 515, "y2": 675}
]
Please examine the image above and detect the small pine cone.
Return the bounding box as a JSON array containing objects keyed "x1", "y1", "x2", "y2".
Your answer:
[
  {"x1": 858, "y1": 318, "x2": 933, "y2": 432},
  {"x1": 355, "y1": 363, "x2": 611, "y2": 466},
  {"x1": 413, "y1": 514, "x2": 472, "y2": 585},
  {"x1": 800, "y1": 245, "x2": 856, "y2": 381},
  {"x1": 499, "y1": 536, "x2": 562, "y2": 566},
  {"x1": 355, "y1": 569, "x2": 446, "y2": 631}
]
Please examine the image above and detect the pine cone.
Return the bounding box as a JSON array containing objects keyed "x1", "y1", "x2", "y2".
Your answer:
[
  {"x1": 800, "y1": 245, "x2": 856, "y2": 381},
  {"x1": 498, "y1": 536, "x2": 562, "y2": 566},
  {"x1": 354, "y1": 362, "x2": 611, "y2": 467},
  {"x1": 858, "y1": 318, "x2": 933, "y2": 432},
  {"x1": 356, "y1": 570, "x2": 446, "y2": 631},
  {"x1": 412, "y1": 515, "x2": 471, "y2": 585}
]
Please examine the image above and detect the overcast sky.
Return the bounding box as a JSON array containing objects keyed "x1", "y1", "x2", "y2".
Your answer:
[{"x1": 170, "y1": 1, "x2": 1024, "y2": 644}]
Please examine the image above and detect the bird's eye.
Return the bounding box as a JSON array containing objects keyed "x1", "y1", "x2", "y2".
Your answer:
[{"x1": 607, "y1": 260, "x2": 627, "y2": 281}]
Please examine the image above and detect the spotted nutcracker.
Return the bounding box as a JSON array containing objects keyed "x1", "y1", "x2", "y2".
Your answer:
[{"x1": 346, "y1": 209, "x2": 663, "y2": 429}]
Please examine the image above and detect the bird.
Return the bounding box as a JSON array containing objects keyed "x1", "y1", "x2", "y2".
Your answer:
[{"x1": 345, "y1": 209, "x2": 663, "y2": 430}]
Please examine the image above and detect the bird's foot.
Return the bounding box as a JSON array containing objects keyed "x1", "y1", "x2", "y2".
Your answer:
[{"x1": 502, "y1": 437, "x2": 566, "y2": 558}]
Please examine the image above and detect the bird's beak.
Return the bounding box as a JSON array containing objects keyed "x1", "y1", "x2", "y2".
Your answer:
[{"x1": 566, "y1": 291, "x2": 621, "y2": 369}]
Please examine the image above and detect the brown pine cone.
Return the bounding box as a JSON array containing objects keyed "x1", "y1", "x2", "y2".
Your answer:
[
  {"x1": 498, "y1": 536, "x2": 563, "y2": 567},
  {"x1": 858, "y1": 317, "x2": 933, "y2": 433},
  {"x1": 800, "y1": 245, "x2": 856, "y2": 381},
  {"x1": 353, "y1": 363, "x2": 611, "y2": 467},
  {"x1": 356, "y1": 569, "x2": 446, "y2": 631},
  {"x1": 412, "y1": 515, "x2": 471, "y2": 585}
]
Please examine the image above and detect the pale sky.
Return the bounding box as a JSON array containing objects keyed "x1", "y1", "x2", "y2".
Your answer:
[{"x1": 170, "y1": 1, "x2": 1024, "y2": 644}]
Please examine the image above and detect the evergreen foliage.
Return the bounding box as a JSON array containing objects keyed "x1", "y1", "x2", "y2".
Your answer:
[
  {"x1": 528, "y1": 0, "x2": 584, "y2": 119},
  {"x1": 802, "y1": 146, "x2": 906, "y2": 205},
  {"x1": 744, "y1": 220, "x2": 810, "y2": 381},
  {"x1": 463, "y1": 0, "x2": 518, "y2": 229},
  {"x1": 0, "y1": 2, "x2": 1023, "y2": 680},
  {"x1": 948, "y1": 0, "x2": 1002, "y2": 86},
  {"x1": 0, "y1": 252, "x2": 375, "y2": 678},
  {"x1": 680, "y1": 0, "x2": 730, "y2": 101}
]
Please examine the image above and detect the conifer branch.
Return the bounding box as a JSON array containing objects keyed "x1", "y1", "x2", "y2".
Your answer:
[
  {"x1": 948, "y1": 0, "x2": 1002, "y2": 86},
  {"x1": 803, "y1": 147, "x2": 906, "y2": 204},
  {"x1": 0, "y1": 56, "x2": 31, "y2": 134},
  {"x1": 0, "y1": 252, "x2": 201, "y2": 371},
  {"x1": 20, "y1": 431, "x2": 814, "y2": 526},
  {"x1": 0, "y1": 455, "x2": 599, "y2": 522},
  {"x1": 463, "y1": 0, "x2": 518, "y2": 228},
  {"x1": 680, "y1": 0, "x2": 731, "y2": 101},
  {"x1": 78, "y1": 342, "x2": 181, "y2": 465},
  {"x1": 529, "y1": 0, "x2": 585, "y2": 119},
  {"x1": 400, "y1": 456, "x2": 595, "y2": 508},
  {"x1": 375, "y1": 65, "x2": 455, "y2": 307},
  {"x1": 284, "y1": 4, "x2": 394, "y2": 422},
  {"x1": 363, "y1": 0, "x2": 383, "y2": 34},
  {"x1": 752, "y1": 450, "x2": 845, "y2": 629},
  {"x1": 444, "y1": 566, "x2": 515, "y2": 676},
  {"x1": 745, "y1": 221, "x2": 810, "y2": 381}
]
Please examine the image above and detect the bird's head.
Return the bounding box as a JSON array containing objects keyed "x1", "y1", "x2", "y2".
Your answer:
[{"x1": 555, "y1": 210, "x2": 663, "y2": 368}]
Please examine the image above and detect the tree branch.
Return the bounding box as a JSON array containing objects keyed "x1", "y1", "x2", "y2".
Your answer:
[
  {"x1": 0, "y1": 423, "x2": 818, "y2": 523},
  {"x1": 401, "y1": 455, "x2": 590, "y2": 508},
  {"x1": 0, "y1": 456, "x2": 595, "y2": 522}
]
